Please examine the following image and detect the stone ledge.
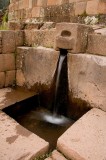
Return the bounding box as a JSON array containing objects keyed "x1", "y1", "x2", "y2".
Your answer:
[
  {"x1": 87, "y1": 33, "x2": 106, "y2": 56},
  {"x1": 0, "y1": 111, "x2": 49, "y2": 160},
  {"x1": 57, "y1": 108, "x2": 106, "y2": 160},
  {"x1": 0, "y1": 87, "x2": 35, "y2": 110},
  {"x1": 68, "y1": 53, "x2": 106, "y2": 112}
]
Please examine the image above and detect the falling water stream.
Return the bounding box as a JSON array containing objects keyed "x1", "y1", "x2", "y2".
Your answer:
[
  {"x1": 36, "y1": 49, "x2": 72, "y2": 126},
  {"x1": 53, "y1": 52, "x2": 67, "y2": 114}
]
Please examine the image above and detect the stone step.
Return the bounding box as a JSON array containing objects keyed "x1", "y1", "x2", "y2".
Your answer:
[
  {"x1": 51, "y1": 150, "x2": 67, "y2": 160},
  {"x1": 0, "y1": 87, "x2": 35, "y2": 110},
  {"x1": 57, "y1": 108, "x2": 106, "y2": 160},
  {"x1": 44, "y1": 150, "x2": 68, "y2": 160},
  {"x1": 45, "y1": 157, "x2": 53, "y2": 160},
  {"x1": 0, "y1": 111, "x2": 49, "y2": 160}
]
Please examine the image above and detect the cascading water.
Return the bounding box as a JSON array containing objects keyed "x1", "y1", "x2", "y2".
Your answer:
[
  {"x1": 22, "y1": 49, "x2": 72, "y2": 126},
  {"x1": 37, "y1": 49, "x2": 72, "y2": 126},
  {"x1": 53, "y1": 50, "x2": 67, "y2": 115}
]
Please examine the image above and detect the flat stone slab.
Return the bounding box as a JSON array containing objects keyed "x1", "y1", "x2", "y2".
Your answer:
[
  {"x1": 44, "y1": 150, "x2": 68, "y2": 160},
  {"x1": 57, "y1": 108, "x2": 106, "y2": 160},
  {"x1": 0, "y1": 111, "x2": 49, "y2": 160},
  {"x1": 0, "y1": 87, "x2": 35, "y2": 110}
]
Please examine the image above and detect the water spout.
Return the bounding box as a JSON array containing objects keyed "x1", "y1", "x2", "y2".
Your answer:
[{"x1": 53, "y1": 49, "x2": 68, "y2": 115}]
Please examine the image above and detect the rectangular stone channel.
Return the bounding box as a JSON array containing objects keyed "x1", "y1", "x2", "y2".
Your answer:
[{"x1": 2, "y1": 93, "x2": 74, "y2": 150}]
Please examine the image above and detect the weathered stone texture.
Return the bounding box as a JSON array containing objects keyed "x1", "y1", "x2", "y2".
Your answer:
[
  {"x1": 0, "y1": 54, "x2": 15, "y2": 72},
  {"x1": 0, "y1": 111, "x2": 49, "y2": 160},
  {"x1": 74, "y1": 1, "x2": 87, "y2": 16},
  {"x1": 16, "y1": 69, "x2": 25, "y2": 86},
  {"x1": 55, "y1": 23, "x2": 93, "y2": 53},
  {"x1": 44, "y1": 3, "x2": 74, "y2": 22},
  {"x1": 2, "y1": 31, "x2": 15, "y2": 54},
  {"x1": 57, "y1": 108, "x2": 106, "y2": 160},
  {"x1": 87, "y1": 34, "x2": 106, "y2": 56},
  {"x1": 8, "y1": 21, "x2": 25, "y2": 30},
  {"x1": 24, "y1": 29, "x2": 56, "y2": 48},
  {"x1": 0, "y1": 87, "x2": 35, "y2": 110},
  {"x1": 0, "y1": 72, "x2": 5, "y2": 88},
  {"x1": 68, "y1": 53, "x2": 106, "y2": 112},
  {"x1": 5, "y1": 70, "x2": 16, "y2": 87},
  {"x1": 24, "y1": 22, "x2": 43, "y2": 30},
  {"x1": 16, "y1": 47, "x2": 31, "y2": 69},
  {"x1": 15, "y1": 30, "x2": 24, "y2": 46},
  {"x1": 51, "y1": 150, "x2": 67, "y2": 160},
  {"x1": 8, "y1": 0, "x2": 106, "y2": 22},
  {"x1": 86, "y1": 0, "x2": 106, "y2": 15},
  {"x1": 16, "y1": 46, "x2": 59, "y2": 91},
  {"x1": 1, "y1": 30, "x2": 24, "y2": 54}
]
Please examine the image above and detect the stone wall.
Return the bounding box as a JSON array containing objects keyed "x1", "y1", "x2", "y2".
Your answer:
[
  {"x1": 8, "y1": 0, "x2": 106, "y2": 24},
  {"x1": 0, "y1": 30, "x2": 24, "y2": 88}
]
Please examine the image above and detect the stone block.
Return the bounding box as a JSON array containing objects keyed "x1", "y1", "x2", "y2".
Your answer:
[
  {"x1": 69, "y1": 0, "x2": 89, "y2": 3},
  {"x1": 44, "y1": 3, "x2": 74, "y2": 22},
  {"x1": 98, "y1": 0, "x2": 106, "y2": 14},
  {"x1": 25, "y1": 22, "x2": 44, "y2": 30},
  {"x1": 37, "y1": 0, "x2": 47, "y2": 6},
  {"x1": 44, "y1": 158, "x2": 52, "y2": 160},
  {"x1": 18, "y1": 0, "x2": 24, "y2": 9},
  {"x1": 68, "y1": 53, "x2": 106, "y2": 112},
  {"x1": 23, "y1": 0, "x2": 29, "y2": 8},
  {"x1": 20, "y1": 9, "x2": 26, "y2": 19},
  {"x1": 51, "y1": 150, "x2": 67, "y2": 160},
  {"x1": 0, "y1": 37, "x2": 2, "y2": 45},
  {"x1": 16, "y1": 47, "x2": 31, "y2": 69},
  {"x1": 87, "y1": 34, "x2": 106, "y2": 56},
  {"x1": 0, "y1": 47, "x2": 2, "y2": 54},
  {"x1": 14, "y1": 1, "x2": 19, "y2": 10},
  {"x1": 22, "y1": 46, "x2": 59, "y2": 90},
  {"x1": 25, "y1": 8, "x2": 32, "y2": 18},
  {"x1": 0, "y1": 111, "x2": 49, "y2": 160},
  {"x1": 32, "y1": 7, "x2": 41, "y2": 18},
  {"x1": 94, "y1": 28, "x2": 106, "y2": 35},
  {"x1": 0, "y1": 72, "x2": 5, "y2": 88},
  {"x1": 2, "y1": 31, "x2": 15, "y2": 54},
  {"x1": 9, "y1": 3, "x2": 14, "y2": 12},
  {"x1": 0, "y1": 54, "x2": 15, "y2": 72},
  {"x1": 8, "y1": 21, "x2": 24, "y2": 30},
  {"x1": 16, "y1": 70, "x2": 25, "y2": 86},
  {"x1": 29, "y1": 0, "x2": 37, "y2": 8},
  {"x1": 86, "y1": 0, "x2": 106, "y2": 15},
  {"x1": 31, "y1": 29, "x2": 56, "y2": 48},
  {"x1": 86, "y1": 0, "x2": 99, "y2": 15},
  {"x1": 57, "y1": 108, "x2": 106, "y2": 160},
  {"x1": 0, "y1": 87, "x2": 35, "y2": 110},
  {"x1": 47, "y1": 0, "x2": 63, "y2": 5},
  {"x1": 15, "y1": 30, "x2": 24, "y2": 46},
  {"x1": 24, "y1": 29, "x2": 56, "y2": 47},
  {"x1": 74, "y1": 1, "x2": 87, "y2": 16},
  {"x1": 56, "y1": 36, "x2": 74, "y2": 50},
  {"x1": 40, "y1": 22, "x2": 56, "y2": 30},
  {"x1": 5, "y1": 70, "x2": 16, "y2": 87},
  {"x1": 24, "y1": 30, "x2": 33, "y2": 46},
  {"x1": 55, "y1": 23, "x2": 93, "y2": 53}
]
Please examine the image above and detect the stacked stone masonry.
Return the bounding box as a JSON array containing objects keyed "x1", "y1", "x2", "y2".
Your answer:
[
  {"x1": 0, "y1": 30, "x2": 24, "y2": 88},
  {"x1": 8, "y1": 0, "x2": 106, "y2": 22}
]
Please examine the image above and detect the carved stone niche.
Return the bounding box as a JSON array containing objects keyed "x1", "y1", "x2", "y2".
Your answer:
[{"x1": 55, "y1": 23, "x2": 93, "y2": 53}]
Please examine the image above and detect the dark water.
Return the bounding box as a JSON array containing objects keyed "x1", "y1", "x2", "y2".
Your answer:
[
  {"x1": 15, "y1": 108, "x2": 74, "y2": 150},
  {"x1": 3, "y1": 97, "x2": 74, "y2": 150}
]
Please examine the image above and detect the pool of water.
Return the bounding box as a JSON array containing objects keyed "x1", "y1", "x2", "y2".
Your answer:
[{"x1": 3, "y1": 96, "x2": 74, "y2": 150}]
